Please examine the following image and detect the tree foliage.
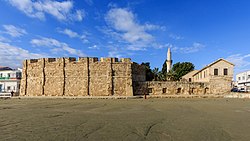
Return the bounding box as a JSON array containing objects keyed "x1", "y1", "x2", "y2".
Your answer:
[
  {"x1": 141, "y1": 62, "x2": 154, "y2": 81},
  {"x1": 161, "y1": 60, "x2": 168, "y2": 75},
  {"x1": 161, "y1": 60, "x2": 195, "y2": 81},
  {"x1": 141, "y1": 61, "x2": 194, "y2": 81},
  {"x1": 171, "y1": 62, "x2": 195, "y2": 81}
]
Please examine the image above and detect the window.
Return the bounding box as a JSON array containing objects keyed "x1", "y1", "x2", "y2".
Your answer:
[
  {"x1": 238, "y1": 77, "x2": 241, "y2": 81},
  {"x1": 0, "y1": 73, "x2": 2, "y2": 77},
  {"x1": 243, "y1": 76, "x2": 245, "y2": 80},
  {"x1": 7, "y1": 86, "x2": 10, "y2": 91},
  {"x1": 7, "y1": 73, "x2": 10, "y2": 78},
  {"x1": 162, "y1": 88, "x2": 167, "y2": 93},
  {"x1": 16, "y1": 72, "x2": 22, "y2": 78},
  {"x1": 148, "y1": 88, "x2": 153, "y2": 93},
  {"x1": 204, "y1": 71, "x2": 206, "y2": 78},
  {"x1": 214, "y1": 69, "x2": 218, "y2": 76},
  {"x1": 248, "y1": 75, "x2": 250, "y2": 80},
  {"x1": 189, "y1": 78, "x2": 192, "y2": 82},
  {"x1": 177, "y1": 88, "x2": 182, "y2": 94},
  {"x1": 224, "y1": 68, "x2": 228, "y2": 75}
]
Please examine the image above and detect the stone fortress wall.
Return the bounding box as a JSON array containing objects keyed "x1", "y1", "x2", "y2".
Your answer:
[
  {"x1": 20, "y1": 57, "x2": 233, "y2": 97},
  {"x1": 20, "y1": 57, "x2": 146, "y2": 97}
]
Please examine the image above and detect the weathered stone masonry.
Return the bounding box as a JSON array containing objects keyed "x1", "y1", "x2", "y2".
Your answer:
[
  {"x1": 133, "y1": 81, "x2": 211, "y2": 96},
  {"x1": 20, "y1": 57, "x2": 146, "y2": 96},
  {"x1": 20, "y1": 57, "x2": 233, "y2": 97}
]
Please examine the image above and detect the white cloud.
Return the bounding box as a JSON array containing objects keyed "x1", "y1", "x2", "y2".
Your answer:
[
  {"x1": 0, "y1": 36, "x2": 11, "y2": 42},
  {"x1": 2, "y1": 25, "x2": 27, "y2": 37},
  {"x1": 178, "y1": 42, "x2": 205, "y2": 53},
  {"x1": 226, "y1": 54, "x2": 250, "y2": 72},
  {"x1": 57, "y1": 28, "x2": 89, "y2": 43},
  {"x1": 153, "y1": 42, "x2": 205, "y2": 53},
  {"x1": 169, "y1": 34, "x2": 183, "y2": 40},
  {"x1": 104, "y1": 8, "x2": 165, "y2": 50},
  {"x1": 6, "y1": 0, "x2": 84, "y2": 21},
  {"x1": 30, "y1": 37, "x2": 86, "y2": 56},
  {"x1": 108, "y1": 50, "x2": 122, "y2": 58},
  {"x1": 59, "y1": 28, "x2": 78, "y2": 38},
  {"x1": 88, "y1": 44, "x2": 99, "y2": 49},
  {"x1": 0, "y1": 41, "x2": 46, "y2": 68}
]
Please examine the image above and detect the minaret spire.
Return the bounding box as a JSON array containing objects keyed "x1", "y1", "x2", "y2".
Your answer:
[{"x1": 166, "y1": 48, "x2": 172, "y2": 73}]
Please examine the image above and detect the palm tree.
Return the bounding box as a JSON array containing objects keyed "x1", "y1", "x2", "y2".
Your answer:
[
  {"x1": 166, "y1": 70, "x2": 177, "y2": 81},
  {"x1": 152, "y1": 68, "x2": 160, "y2": 81}
]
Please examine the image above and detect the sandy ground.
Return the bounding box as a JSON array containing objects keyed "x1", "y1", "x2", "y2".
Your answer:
[{"x1": 1, "y1": 98, "x2": 250, "y2": 141}]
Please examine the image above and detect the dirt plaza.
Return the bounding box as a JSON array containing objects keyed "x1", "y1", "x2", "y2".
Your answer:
[{"x1": 1, "y1": 98, "x2": 250, "y2": 141}]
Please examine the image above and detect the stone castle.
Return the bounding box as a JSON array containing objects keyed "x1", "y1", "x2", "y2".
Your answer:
[
  {"x1": 20, "y1": 57, "x2": 145, "y2": 96},
  {"x1": 20, "y1": 49, "x2": 234, "y2": 97}
]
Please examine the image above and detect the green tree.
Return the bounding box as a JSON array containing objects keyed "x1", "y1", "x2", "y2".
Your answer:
[
  {"x1": 166, "y1": 69, "x2": 177, "y2": 81},
  {"x1": 171, "y1": 62, "x2": 195, "y2": 81},
  {"x1": 141, "y1": 62, "x2": 154, "y2": 81},
  {"x1": 161, "y1": 61, "x2": 195, "y2": 81},
  {"x1": 161, "y1": 60, "x2": 168, "y2": 75},
  {"x1": 152, "y1": 67, "x2": 160, "y2": 81}
]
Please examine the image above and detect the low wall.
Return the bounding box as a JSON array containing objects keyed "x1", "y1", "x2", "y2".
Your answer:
[{"x1": 133, "y1": 81, "x2": 210, "y2": 95}]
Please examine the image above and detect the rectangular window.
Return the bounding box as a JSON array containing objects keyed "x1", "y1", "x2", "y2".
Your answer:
[
  {"x1": 204, "y1": 71, "x2": 206, "y2": 78},
  {"x1": 0, "y1": 73, "x2": 2, "y2": 77},
  {"x1": 243, "y1": 76, "x2": 245, "y2": 80},
  {"x1": 238, "y1": 77, "x2": 241, "y2": 81},
  {"x1": 224, "y1": 68, "x2": 228, "y2": 75},
  {"x1": 148, "y1": 88, "x2": 153, "y2": 93},
  {"x1": 248, "y1": 75, "x2": 250, "y2": 80},
  {"x1": 162, "y1": 88, "x2": 167, "y2": 93},
  {"x1": 7, "y1": 86, "x2": 10, "y2": 90},
  {"x1": 214, "y1": 69, "x2": 218, "y2": 76},
  {"x1": 7, "y1": 73, "x2": 10, "y2": 78},
  {"x1": 189, "y1": 78, "x2": 192, "y2": 82}
]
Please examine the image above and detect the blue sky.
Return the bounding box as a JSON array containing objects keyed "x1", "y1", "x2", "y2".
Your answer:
[{"x1": 1, "y1": 0, "x2": 250, "y2": 75}]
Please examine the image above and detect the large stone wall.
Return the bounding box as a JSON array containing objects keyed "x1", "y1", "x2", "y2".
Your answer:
[
  {"x1": 209, "y1": 76, "x2": 233, "y2": 94},
  {"x1": 20, "y1": 57, "x2": 144, "y2": 97}
]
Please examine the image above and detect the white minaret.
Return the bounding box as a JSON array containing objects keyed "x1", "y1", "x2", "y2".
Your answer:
[{"x1": 166, "y1": 48, "x2": 172, "y2": 73}]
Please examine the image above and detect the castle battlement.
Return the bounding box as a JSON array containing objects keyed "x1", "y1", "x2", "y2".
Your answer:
[{"x1": 25, "y1": 57, "x2": 132, "y2": 65}]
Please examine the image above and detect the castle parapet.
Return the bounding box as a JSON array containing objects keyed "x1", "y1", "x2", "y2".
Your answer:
[{"x1": 120, "y1": 58, "x2": 131, "y2": 63}]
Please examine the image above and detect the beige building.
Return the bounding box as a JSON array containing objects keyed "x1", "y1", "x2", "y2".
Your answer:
[
  {"x1": 193, "y1": 58, "x2": 234, "y2": 82},
  {"x1": 182, "y1": 70, "x2": 198, "y2": 82}
]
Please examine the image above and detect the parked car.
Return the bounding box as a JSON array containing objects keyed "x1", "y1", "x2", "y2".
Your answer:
[{"x1": 231, "y1": 88, "x2": 239, "y2": 92}]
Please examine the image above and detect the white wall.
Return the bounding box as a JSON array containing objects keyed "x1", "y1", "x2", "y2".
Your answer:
[{"x1": 0, "y1": 81, "x2": 20, "y2": 92}]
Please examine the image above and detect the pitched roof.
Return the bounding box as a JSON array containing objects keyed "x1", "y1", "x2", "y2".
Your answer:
[
  {"x1": 0, "y1": 66, "x2": 12, "y2": 70},
  {"x1": 182, "y1": 70, "x2": 199, "y2": 78},
  {"x1": 193, "y1": 58, "x2": 234, "y2": 76}
]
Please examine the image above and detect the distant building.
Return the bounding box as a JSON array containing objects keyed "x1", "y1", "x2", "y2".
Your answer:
[
  {"x1": 235, "y1": 70, "x2": 250, "y2": 92},
  {"x1": 181, "y1": 58, "x2": 234, "y2": 94},
  {"x1": 192, "y1": 58, "x2": 234, "y2": 83},
  {"x1": 0, "y1": 67, "x2": 22, "y2": 93},
  {"x1": 182, "y1": 70, "x2": 199, "y2": 82}
]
